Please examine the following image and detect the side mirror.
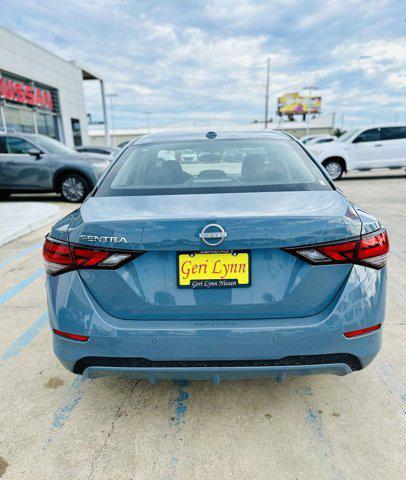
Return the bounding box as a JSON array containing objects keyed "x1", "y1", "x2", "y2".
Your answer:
[{"x1": 28, "y1": 148, "x2": 43, "y2": 159}]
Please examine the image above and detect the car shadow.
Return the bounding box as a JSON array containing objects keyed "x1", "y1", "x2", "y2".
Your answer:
[
  {"x1": 8, "y1": 193, "x2": 67, "y2": 203},
  {"x1": 338, "y1": 172, "x2": 405, "y2": 181}
]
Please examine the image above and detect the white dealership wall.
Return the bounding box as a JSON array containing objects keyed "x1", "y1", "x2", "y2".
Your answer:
[{"x1": 0, "y1": 26, "x2": 89, "y2": 147}]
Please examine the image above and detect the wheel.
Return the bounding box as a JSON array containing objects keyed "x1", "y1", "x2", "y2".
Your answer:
[
  {"x1": 0, "y1": 191, "x2": 10, "y2": 200},
  {"x1": 60, "y1": 174, "x2": 89, "y2": 203},
  {"x1": 323, "y1": 160, "x2": 344, "y2": 180}
]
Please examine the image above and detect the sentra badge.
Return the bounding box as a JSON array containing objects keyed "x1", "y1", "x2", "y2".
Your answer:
[{"x1": 80, "y1": 235, "x2": 128, "y2": 244}]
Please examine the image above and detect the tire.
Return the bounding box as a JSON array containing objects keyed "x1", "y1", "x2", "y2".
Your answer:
[
  {"x1": 0, "y1": 191, "x2": 10, "y2": 200},
  {"x1": 60, "y1": 173, "x2": 89, "y2": 203},
  {"x1": 323, "y1": 159, "x2": 344, "y2": 180}
]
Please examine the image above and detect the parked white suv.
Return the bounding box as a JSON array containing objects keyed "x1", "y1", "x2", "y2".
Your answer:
[{"x1": 310, "y1": 125, "x2": 406, "y2": 180}]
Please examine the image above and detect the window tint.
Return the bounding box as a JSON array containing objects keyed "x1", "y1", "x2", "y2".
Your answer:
[
  {"x1": 0, "y1": 137, "x2": 7, "y2": 154},
  {"x1": 354, "y1": 129, "x2": 380, "y2": 143},
  {"x1": 381, "y1": 127, "x2": 406, "y2": 141},
  {"x1": 96, "y1": 139, "x2": 332, "y2": 197},
  {"x1": 7, "y1": 137, "x2": 35, "y2": 154},
  {"x1": 316, "y1": 138, "x2": 334, "y2": 144}
]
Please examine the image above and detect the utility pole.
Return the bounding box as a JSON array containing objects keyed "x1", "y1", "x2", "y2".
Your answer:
[
  {"x1": 264, "y1": 58, "x2": 270, "y2": 130},
  {"x1": 100, "y1": 80, "x2": 110, "y2": 145},
  {"x1": 304, "y1": 85, "x2": 318, "y2": 135},
  {"x1": 106, "y1": 93, "x2": 118, "y2": 146},
  {"x1": 143, "y1": 111, "x2": 152, "y2": 133}
]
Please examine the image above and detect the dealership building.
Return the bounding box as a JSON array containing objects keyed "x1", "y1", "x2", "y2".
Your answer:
[{"x1": 0, "y1": 26, "x2": 108, "y2": 147}]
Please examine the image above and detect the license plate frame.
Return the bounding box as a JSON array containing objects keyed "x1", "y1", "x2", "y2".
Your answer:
[{"x1": 177, "y1": 250, "x2": 251, "y2": 289}]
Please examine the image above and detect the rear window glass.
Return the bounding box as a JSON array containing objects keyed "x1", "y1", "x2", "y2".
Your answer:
[{"x1": 95, "y1": 139, "x2": 332, "y2": 196}]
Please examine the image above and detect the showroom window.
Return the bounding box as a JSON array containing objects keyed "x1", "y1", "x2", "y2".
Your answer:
[
  {"x1": 4, "y1": 106, "x2": 35, "y2": 134},
  {"x1": 36, "y1": 112, "x2": 59, "y2": 139},
  {"x1": 71, "y1": 118, "x2": 82, "y2": 146}
]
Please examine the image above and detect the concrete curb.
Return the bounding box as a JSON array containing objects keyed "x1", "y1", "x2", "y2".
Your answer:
[{"x1": 0, "y1": 202, "x2": 61, "y2": 246}]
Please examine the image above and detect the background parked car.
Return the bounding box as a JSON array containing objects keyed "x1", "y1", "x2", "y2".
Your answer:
[
  {"x1": 75, "y1": 145, "x2": 119, "y2": 156},
  {"x1": 0, "y1": 133, "x2": 111, "y2": 202},
  {"x1": 310, "y1": 125, "x2": 406, "y2": 180},
  {"x1": 305, "y1": 135, "x2": 337, "y2": 146},
  {"x1": 300, "y1": 134, "x2": 321, "y2": 144}
]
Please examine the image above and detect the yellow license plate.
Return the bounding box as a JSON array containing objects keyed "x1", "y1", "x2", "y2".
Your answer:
[{"x1": 177, "y1": 251, "x2": 251, "y2": 288}]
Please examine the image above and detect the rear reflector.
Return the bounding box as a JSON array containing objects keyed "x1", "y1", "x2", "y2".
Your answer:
[
  {"x1": 43, "y1": 237, "x2": 144, "y2": 276},
  {"x1": 287, "y1": 228, "x2": 389, "y2": 269},
  {"x1": 344, "y1": 324, "x2": 381, "y2": 338},
  {"x1": 53, "y1": 329, "x2": 89, "y2": 342}
]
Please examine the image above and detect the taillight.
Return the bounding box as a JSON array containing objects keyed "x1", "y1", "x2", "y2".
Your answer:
[
  {"x1": 43, "y1": 239, "x2": 73, "y2": 275},
  {"x1": 43, "y1": 237, "x2": 143, "y2": 276},
  {"x1": 357, "y1": 230, "x2": 389, "y2": 269},
  {"x1": 286, "y1": 228, "x2": 389, "y2": 269}
]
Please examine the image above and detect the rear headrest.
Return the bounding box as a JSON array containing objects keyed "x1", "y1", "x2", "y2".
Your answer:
[
  {"x1": 241, "y1": 153, "x2": 267, "y2": 180},
  {"x1": 198, "y1": 169, "x2": 227, "y2": 179},
  {"x1": 162, "y1": 160, "x2": 183, "y2": 172}
]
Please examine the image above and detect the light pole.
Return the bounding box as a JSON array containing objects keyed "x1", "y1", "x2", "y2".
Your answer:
[
  {"x1": 106, "y1": 93, "x2": 118, "y2": 146},
  {"x1": 264, "y1": 58, "x2": 270, "y2": 130},
  {"x1": 143, "y1": 111, "x2": 152, "y2": 133},
  {"x1": 304, "y1": 86, "x2": 318, "y2": 136}
]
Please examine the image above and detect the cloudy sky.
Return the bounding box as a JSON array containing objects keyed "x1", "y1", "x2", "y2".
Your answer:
[{"x1": 1, "y1": 0, "x2": 405, "y2": 129}]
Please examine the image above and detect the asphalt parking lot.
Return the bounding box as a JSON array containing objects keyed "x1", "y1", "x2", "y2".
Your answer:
[{"x1": 0, "y1": 172, "x2": 405, "y2": 480}]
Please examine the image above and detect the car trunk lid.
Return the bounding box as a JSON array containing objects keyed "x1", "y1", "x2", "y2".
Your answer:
[{"x1": 67, "y1": 191, "x2": 361, "y2": 320}]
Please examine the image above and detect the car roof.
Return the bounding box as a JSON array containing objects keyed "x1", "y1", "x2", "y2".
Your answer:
[
  {"x1": 130, "y1": 130, "x2": 290, "y2": 145},
  {"x1": 351, "y1": 124, "x2": 406, "y2": 131},
  {"x1": 0, "y1": 131, "x2": 38, "y2": 139},
  {"x1": 77, "y1": 145, "x2": 116, "y2": 149}
]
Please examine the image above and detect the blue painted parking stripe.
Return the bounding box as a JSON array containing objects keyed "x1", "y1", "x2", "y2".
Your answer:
[
  {"x1": 0, "y1": 242, "x2": 42, "y2": 271},
  {"x1": 165, "y1": 381, "x2": 191, "y2": 479},
  {"x1": 44, "y1": 376, "x2": 88, "y2": 449},
  {"x1": 0, "y1": 268, "x2": 43, "y2": 306},
  {"x1": 0, "y1": 312, "x2": 48, "y2": 367}
]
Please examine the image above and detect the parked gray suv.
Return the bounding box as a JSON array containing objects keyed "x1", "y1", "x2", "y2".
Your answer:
[{"x1": 0, "y1": 133, "x2": 111, "y2": 202}]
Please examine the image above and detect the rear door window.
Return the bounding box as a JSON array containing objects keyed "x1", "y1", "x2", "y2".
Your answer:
[
  {"x1": 0, "y1": 137, "x2": 7, "y2": 154},
  {"x1": 381, "y1": 127, "x2": 406, "y2": 140}
]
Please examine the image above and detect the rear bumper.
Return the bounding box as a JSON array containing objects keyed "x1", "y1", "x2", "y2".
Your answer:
[
  {"x1": 73, "y1": 353, "x2": 359, "y2": 382},
  {"x1": 82, "y1": 364, "x2": 354, "y2": 383},
  {"x1": 47, "y1": 265, "x2": 386, "y2": 381}
]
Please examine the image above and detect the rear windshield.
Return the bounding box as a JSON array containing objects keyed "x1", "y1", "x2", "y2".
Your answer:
[{"x1": 95, "y1": 139, "x2": 332, "y2": 196}]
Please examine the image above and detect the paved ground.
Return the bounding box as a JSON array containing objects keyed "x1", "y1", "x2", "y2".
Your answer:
[
  {"x1": 0, "y1": 173, "x2": 405, "y2": 480},
  {"x1": 0, "y1": 202, "x2": 60, "y2": 246}
]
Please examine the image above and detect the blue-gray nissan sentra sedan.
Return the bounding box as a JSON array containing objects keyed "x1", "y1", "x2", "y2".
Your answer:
[{"x1": 43, "y1": 130, "x2": 389, "y2": 383}]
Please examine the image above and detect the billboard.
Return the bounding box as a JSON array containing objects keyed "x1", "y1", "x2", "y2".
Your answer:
[{"x1": 277, "y1": 92, "x2": 321, "y2": 115}]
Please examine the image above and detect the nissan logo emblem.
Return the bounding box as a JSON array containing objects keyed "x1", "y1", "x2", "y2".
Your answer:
[{"x1": 199, "y1": 223, "x2": 227, "y2": 246}]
